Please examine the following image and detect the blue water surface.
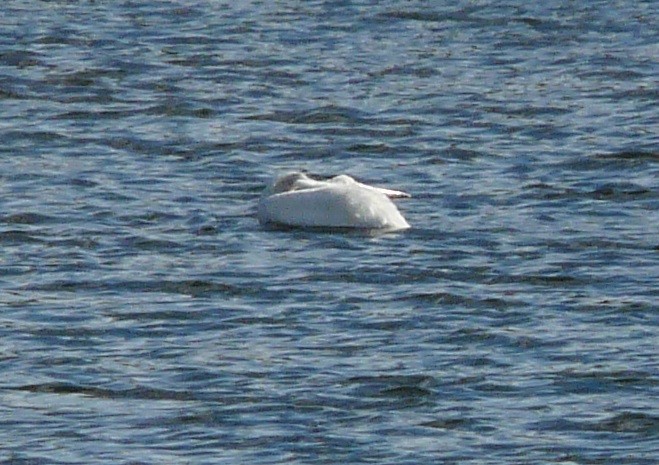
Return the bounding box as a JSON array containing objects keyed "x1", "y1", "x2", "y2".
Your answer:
[{"x1": 1, "y1": 1, "x2": 657, "y2": 464}]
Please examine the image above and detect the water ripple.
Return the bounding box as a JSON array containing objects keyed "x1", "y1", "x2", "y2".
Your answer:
[{"x1": 1, "y1": 1, "x2": 657, "y2": 464}]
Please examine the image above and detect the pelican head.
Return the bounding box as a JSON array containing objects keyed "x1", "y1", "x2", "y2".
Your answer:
[{"x1": 267, "y1": 172, "x2": 315, "y2": 195}]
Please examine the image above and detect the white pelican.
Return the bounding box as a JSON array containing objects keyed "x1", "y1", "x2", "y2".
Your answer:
[{"x1": 257, "y1": 172, "x2": 410, "y2": 230}]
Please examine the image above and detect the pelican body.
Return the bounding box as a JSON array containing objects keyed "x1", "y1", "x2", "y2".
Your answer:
[{"x1": 257, "y1": 172, "x2": 410, "y2": 230}]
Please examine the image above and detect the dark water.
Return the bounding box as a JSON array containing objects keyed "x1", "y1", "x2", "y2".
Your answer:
[{"x1": 1, "y1": 1, "x2": 657, "y2": 464}]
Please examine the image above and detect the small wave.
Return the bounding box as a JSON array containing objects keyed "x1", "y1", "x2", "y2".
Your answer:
[
  {"x1": 11, "y1": 382, "x2": 197, "y2": 402},
  {"x1": 592, "y1": 412, "x2": 659, "y2": 434}
]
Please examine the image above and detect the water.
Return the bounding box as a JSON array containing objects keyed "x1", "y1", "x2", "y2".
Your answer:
[{"x1": 1, "y1": 1, "x2": 657, "y2": 463}]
